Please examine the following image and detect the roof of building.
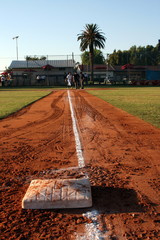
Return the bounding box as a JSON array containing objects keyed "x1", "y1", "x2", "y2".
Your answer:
[
  {"x1": 79, "y1": 64, "x2": 115, "y2": 72},
  {"x1": 79, "y1": 64, "x2": 160, "y2": 72},
  {"x1": 9, "y1": 60, "x2": 75, "y2": 69}
]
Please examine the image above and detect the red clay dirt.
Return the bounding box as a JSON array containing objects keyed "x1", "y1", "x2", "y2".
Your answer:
[{"x1": 0, "y1": 89, "x2": 160, "y2": 240}]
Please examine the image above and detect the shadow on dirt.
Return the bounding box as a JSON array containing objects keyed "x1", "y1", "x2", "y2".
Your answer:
[
  {"x1": 91, "y1": 186, "x2": 144, "y2": 214},
  {"x1": 58, "y1": 186, "x2": 144, "y2": 215}
]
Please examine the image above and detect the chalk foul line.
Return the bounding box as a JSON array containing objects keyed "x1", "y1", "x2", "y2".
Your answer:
[
  {"x1": 68, "y1": 91, "x2": 108, "y2": 240},
  {"x1": 67, "y1": 90, "x2": 85, "y2": 168}
]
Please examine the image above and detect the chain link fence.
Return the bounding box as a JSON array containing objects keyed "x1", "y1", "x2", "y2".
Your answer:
[{"x1": 24, "y1": 54, "x2": 82, "y2": 64}]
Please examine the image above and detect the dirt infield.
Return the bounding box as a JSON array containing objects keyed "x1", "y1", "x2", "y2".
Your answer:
[{"x1": 1, "y1": 90, "x2": 160, "y2": 240}]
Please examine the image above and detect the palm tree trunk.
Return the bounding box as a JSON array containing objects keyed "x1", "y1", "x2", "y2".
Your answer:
[{"x1": 89, "y1": 46, "x2": 94, "y2": 83}]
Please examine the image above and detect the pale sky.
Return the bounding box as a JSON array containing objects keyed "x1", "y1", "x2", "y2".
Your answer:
[{"x1": 0, "y1": 0, "x2": 159, "y2": 70}]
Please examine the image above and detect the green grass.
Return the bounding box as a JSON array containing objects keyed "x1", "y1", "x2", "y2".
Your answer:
[
  {"x1": 1, "y1": 87, "x2": 160, "y2": 129},
  {"x1": 0, "y1": 90, "x2": 52, "y2": 118},
  {"x1": 87, "y1": 87, "x2": 160, "y2": 129}
]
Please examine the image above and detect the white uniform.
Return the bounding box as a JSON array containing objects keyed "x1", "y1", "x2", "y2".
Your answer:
[{"x1": 66, "y1": 73, "x2": 72, "y2": 86}]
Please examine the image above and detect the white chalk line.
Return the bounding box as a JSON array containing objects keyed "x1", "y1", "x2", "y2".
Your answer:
[
  {"x1": 67, "y1": 90, "x2": 85, "y2": 168},
  {"x1": 67, "y1": 91, "x2": 107, "y2": 240},
  {"x1": 75, "y1": 210, "x2": 108, "y2": 240}
]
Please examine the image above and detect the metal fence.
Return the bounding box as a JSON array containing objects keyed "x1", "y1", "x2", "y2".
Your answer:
[{"x1": 24, "y1": 54, "x2": 82, "y2": 64}]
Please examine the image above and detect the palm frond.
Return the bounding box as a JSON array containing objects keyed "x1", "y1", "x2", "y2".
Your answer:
[{"x1": 77, "y1": 24, "x2": 106, "y2": 51}]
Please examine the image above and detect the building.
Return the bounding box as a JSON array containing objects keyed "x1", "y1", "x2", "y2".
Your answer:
[
  {"x1": 118, "y1": 65, "x2": 160, "y2": 85},
  {"x1": 77, "y1": 64, "x2": 114, "y2": 84},
  {"x1": 9, "y1": 59, "x2": 75, "y2": 86},
  {"x1": 78, "y1": 64, "x2": 160, "y2": 85}
]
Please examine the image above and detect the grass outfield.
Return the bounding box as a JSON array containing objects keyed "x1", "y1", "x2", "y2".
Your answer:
[
  {"x1": 0, "y1": 90, "x2": 52, "y2": 119},
  {"x1": 87, "y1": 87, "x2": 160, "y2": 129}
]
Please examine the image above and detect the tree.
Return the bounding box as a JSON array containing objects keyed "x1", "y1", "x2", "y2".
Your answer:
[
  {"x1": 25, "y1": 56, "x2": 47, "y2": 61},
  {"x1": 77, "y1": 24, "x2": 106, "y2": 82},
  {"x1": 81, "y1": 49, "x2": 105, "y2": 65},
  {"x1": 108, "y1": 44, "x2": 160, "y2": 66}
]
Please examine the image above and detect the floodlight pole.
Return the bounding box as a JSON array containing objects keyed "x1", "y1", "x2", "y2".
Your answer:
[{"x1": 13, "y1": 36, "x2": 19, "y2": 60}]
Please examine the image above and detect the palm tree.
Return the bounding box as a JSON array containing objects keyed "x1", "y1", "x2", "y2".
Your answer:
[{"x1": 77, "y1": 24, "x2": 106, "y2": 82}]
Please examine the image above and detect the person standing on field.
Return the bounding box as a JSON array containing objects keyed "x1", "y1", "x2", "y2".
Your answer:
[
  {"x1": 79, "y1": 72, "x2": 84, "y2": 89},
  {"x1": 66, "y1": 72, "x2": 72, "y2": 88},
  {"x1": 84, "y1": 72, "x2": 88, "y2": 85},
  {"x1": 73, "y1": 72, "x2": 80, "y2": 89}
]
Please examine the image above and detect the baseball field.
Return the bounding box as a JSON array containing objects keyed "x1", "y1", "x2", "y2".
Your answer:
[{"x1": 0, "y1": 87, "x2": 160, "y2": 239}]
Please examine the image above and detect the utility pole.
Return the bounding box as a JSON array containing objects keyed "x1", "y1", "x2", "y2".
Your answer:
[{"x1": 13, "y1": 36, "x2": 19, "y2": 60}]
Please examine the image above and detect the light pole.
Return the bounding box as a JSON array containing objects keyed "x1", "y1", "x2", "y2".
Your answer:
[{"x1": 13, "y1": 36, "x2": 19, "y2": 60}]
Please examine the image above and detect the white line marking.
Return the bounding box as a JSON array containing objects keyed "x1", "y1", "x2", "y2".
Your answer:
[
  {"x1": 67, "y1": 90, "x2": 85, "y2": 168},
  {"x1": 83, "y1": 210, "x2": 104, "y2": 240},
  {"x1": 75, "y1": 210, "x2": 106, "y2": 240},
  {"x1": 68, "y1": 91, "x2": 107, "y2": 239}
]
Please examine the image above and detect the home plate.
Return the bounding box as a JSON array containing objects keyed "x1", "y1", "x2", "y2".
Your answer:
[{"x1": 22, "y1": 178, "x2": 92, "y2": 209}]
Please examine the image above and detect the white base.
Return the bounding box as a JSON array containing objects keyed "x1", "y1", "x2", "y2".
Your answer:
[{"x1": 22, "y1": 178, "x2": 92, "y2": 209}]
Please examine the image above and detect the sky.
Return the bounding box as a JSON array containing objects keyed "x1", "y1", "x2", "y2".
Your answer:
[{"x1": 0, "y1": 0, "x2": 160, "y2": 71}]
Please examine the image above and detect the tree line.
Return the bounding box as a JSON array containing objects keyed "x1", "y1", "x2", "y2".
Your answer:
[
  {"x1": 81, "y1": 44, "x2": 160, "y2": 66},
  {"x1": 108, "y1": 45, "x2": 160, "y2": 66}
]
